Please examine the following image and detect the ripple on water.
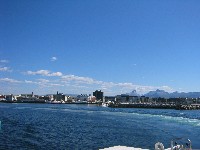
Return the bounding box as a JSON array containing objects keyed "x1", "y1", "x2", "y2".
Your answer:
[{"x1": 1, "y1": 104, "x2": 200, "y2": 149}]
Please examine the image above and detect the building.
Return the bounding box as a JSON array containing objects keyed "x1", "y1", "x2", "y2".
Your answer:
[
  {"x1": 87, "y1": 95, "x2": 96, "y2": 103},
  {"x1": 53, "y1": 91, "x2": 66, "y2": 101},
  {"x1": 93, "y1": 90, "x2": 103, "y2": 101},
  {"x1": 76, "y1": 94, "x2": 88, "y2": 102},
  {"x1": 105, "y1": 96, "x2": 116, "y2": 102},
  {"x1": 0, "y1": 95, "x2": 6, "y2": 101},
  {"x1": 5, "y1": 94, "x2": 15, "y2": 101},
  {"x1": 129, "y1": 96, "x2": 140, "y2": 103},
  {"x1": 21, "y1": 92, "x2": 35, "y2": 98}
]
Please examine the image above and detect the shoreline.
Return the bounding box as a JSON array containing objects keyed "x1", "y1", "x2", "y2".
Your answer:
[
  {"x1": 108, "y1": 103, "x2": 200, "y2": 110},
  {"x1": 1, "y1": 101, "x2": 200, "y2": 110},
  {"x1": 0, "y1": 101, "x2": 99, "y2": 105}
]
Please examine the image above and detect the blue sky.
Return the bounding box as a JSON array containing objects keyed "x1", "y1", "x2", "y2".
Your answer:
[{"x1": 1, "y1": 0, "x2": 200, "y2": 95}]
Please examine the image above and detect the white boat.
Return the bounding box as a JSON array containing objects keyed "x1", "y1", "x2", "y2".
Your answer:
[
  {"x1": 74, "y1": 100, "x2": 88, "y2": 104},
  {"x1": 102, "y1": 103, "x2": 108, "y2": 107},
  {"x1": 100, "y1": 138, "x2": 192, "y2": 150},
  {"x1": 102, "y1": 101, "x2": 114, "y2": 107},
  {"x1": 46, "y1": 100, "x2": 62, "y2": 104}
]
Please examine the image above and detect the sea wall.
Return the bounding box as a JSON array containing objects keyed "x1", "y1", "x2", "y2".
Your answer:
[{"x1": 108, "y1": 103, "x2": 200, "y2": 110}]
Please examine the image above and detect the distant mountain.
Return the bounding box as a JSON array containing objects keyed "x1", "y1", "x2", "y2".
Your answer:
[
  {"x1": 170, "y1": 92, "x2": 200, "y2": 98},
  {"x1": 144, "y1": 89, "x2": 200, "y2": 98},
  {"x1": 126, "y1": 90, "x2": 140, "y2": 96},
  {"x1": 144, "y1": 89, "x2": 170, "y2": 98}
]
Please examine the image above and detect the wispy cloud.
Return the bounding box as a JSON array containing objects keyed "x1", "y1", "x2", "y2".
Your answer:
[
  {"x1": 25, "y1": 79, "x2": 64, "y2": 87},
  {"x1": 27, "y1": 70, "x2": 63, "y2": 77},
  {"x1": 61, "y1": 74, "x2": 173, "y2": 94},
  {"x1": 24, "y1": 69, "x2": 174, "y2": 95},
  {"x1": 0, "y1": 59, "x2": 9, "y2": 63},
  {"x1": 115, "y1": 83, "x2": 173, "y2": 94},
  {"x1": 51, "y1": 57, "x2": 57, "y2": 61},
  {"x1": 0, "y1": 67, "x2": 12, "y2": 72},
  {"x1": 132, "y1": 63, "x2": 137, "y2": 66},
  {"x1": 61, "y1": 75, "x2": 101, "y2": 84},
  {"x1": 25, "y1": 80, "x2": 35, "y2": 84},
  {"x1": 49, "y1": 72, "x2": 62, "y2": 77},
  {"x1": 37, "y1": 79, "x2": 49, "y2": 83},
  {"x1": 0, "y1": 78, "x2": 21, "y2": 83},
  {"x1": 27, "y1": 70, "x2": 49, "y2": 76}
]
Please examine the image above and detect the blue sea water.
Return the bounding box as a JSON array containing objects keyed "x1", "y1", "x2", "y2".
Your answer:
[{"x1": 0, "y1": 103, "x2": 200, "y2": 150}]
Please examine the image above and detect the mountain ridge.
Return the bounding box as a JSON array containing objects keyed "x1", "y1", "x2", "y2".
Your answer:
[
  {"x1": 144, "y1": 89, "x2": 200, "y2": 98},
  {"x1": 126, "y1": 89, "x2": 200, "y2": 98}
]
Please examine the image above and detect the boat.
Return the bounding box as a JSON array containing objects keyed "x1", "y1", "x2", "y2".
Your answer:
[
  {"x1": 74, "y1": 100, "x2": 88, "y2": 104},
  {"x1": 166, "y1": 137, "x2": 192, "y2": 150},
  {"x1": 102, "y1": 101, "x2": 114, "y2": 107},
  {"x1": 46, "y1": 100, "x2": 62, "y2": 104},
  {"x1": 100, "y1": 137, "x2": 192, "y2": 150},
  {"x1": 102, "y1": 102, "x2": 108, "y2": 107}
]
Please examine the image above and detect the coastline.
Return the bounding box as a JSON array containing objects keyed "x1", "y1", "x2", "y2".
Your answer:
[{"x1": 1, "y1": 101, "x2": 200, "y2": 110}]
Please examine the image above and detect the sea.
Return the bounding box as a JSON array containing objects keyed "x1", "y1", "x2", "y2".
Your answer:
[{"x1": 0, "y1": 103, "x2": 200, "y2": 150}]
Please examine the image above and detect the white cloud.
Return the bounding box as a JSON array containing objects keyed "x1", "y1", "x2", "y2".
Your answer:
[
  {"x1": 24, "y1": 70, "x2": 174, "y2": 95},
  {"x1": 25, "y1": 79, "x2": 50, "y2": 84},
  {"x1": 48, "y1": 72, "x2": 63, "y2": 77},
  {"x1": 61, "y1": 74, "x2": 174, "y2": 94},
  {"x1": 25, "y1": 79, "x2": 64, "y2": 87},
  {"x1": 117, "y1": 82, "x2": 135, "y2": 88},
  {"x1": 27, "y1": 70, "x2": 62, "y2": 77},
  {"x1": 49, "y1": 83, "x2": 64, "y2": 86},
  {"x1": 0, "y1": 67, "x2": 10, "y2": 71},
  {"x1": 160, "y1": 86, "x2": 174, "y2": 92},
  {"x1": 0, "y1": 78, "x2": 21, "y2": 83},
  {"x1": 25, "y1": 80, "x2": 36, "y2": 84},
  {"x1": 61, "y1": 75, "x2": 101, "y2": 84},
  {"x1": 51, "y1": 57, "x2": 57, "y2": 61},
  {"x1": 27, "y1": 70, "x2": 50, "y2": 76},
  {"x1": 0, "y1": 60, "x2": 9, "y2": 63},
  {"x1": 37, "y1": 79, "x2": 49, "y2": 83}
]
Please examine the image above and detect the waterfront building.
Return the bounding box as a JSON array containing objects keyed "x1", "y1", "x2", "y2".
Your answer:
[
  {"x1": 45, "y1": 95, "x2": 54, "y2": 101},
  {"x1": 15, "y1": 92, "x2": 44, "y2": 103},
  {"x1": 65, "y1": 96, "x2": 74, "y2": 103},
  {"x1": 115, "y1": 95, "x2": 122, "y2": 103},
  {"x1": 39, "y1": 95, "x2": 51, "y2": 101},
  {"x1": 5, "y1": 94, "x2": 15, "y2": 101},
  {"x1": 21, "y1": 92, "x2": 35, "y2": 98},
  {"x1": 53, "y1": 91, "x2": 66, "y2": 101},
  {"x1": 129, "y1": 96, "x2": 140, "y2": 103},
  {"x1": 87, "y1": 95, "x2": 96, "y2": 103},
  {"x1": 120, "y1": 94, "x2": 129, "y2": 103},
  {"x1": 93, "y1": 90, "x2": 103, "y2": 101},
  {"x1": 21, "y1": 97, "x2": 38, "y2": 102},
  {"x1": 104, "y1": 96, "x2": 116, "y2": 102},
  {"x1": 76, "y1": 94, "x2": 88, "y2": 102},
  {"x1": 0, "y1": 95, "x2": 6, "y2": 101}
]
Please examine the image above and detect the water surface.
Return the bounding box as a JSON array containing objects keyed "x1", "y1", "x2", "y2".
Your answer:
[{"x1": 0, "y1": 103, "x2": 200, "y2": 149}]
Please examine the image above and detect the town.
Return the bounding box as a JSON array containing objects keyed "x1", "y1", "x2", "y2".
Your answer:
[{"x1": 1, "y1": 90, "x2": 200, "y2": 110}]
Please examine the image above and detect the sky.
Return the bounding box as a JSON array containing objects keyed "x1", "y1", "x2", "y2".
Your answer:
[{"x1": 1, "y1": 0, "x2": 200, "y2": 96}]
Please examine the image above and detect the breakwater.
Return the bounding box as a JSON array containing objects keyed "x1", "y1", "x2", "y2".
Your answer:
[
  {"x1": 108, "y1": 103, "x2": 176, "y2": 109},
  {"x1": 176, "y1": 104, "x2": 200, "y2": 110},
  {"x1": 108, "y1": 103, "x2": 200, "y2": 110}
]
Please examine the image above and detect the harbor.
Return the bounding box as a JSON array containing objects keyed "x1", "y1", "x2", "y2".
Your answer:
[
  {"x1": 1, "y1": 0, "x2": 200, "y2": 149},
  {"x1": 1, "y1": 103, "x2": 200, "y2": 149},
  {"x1": 1, "y1": 90, "x2": 200, "y2": 110}
]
